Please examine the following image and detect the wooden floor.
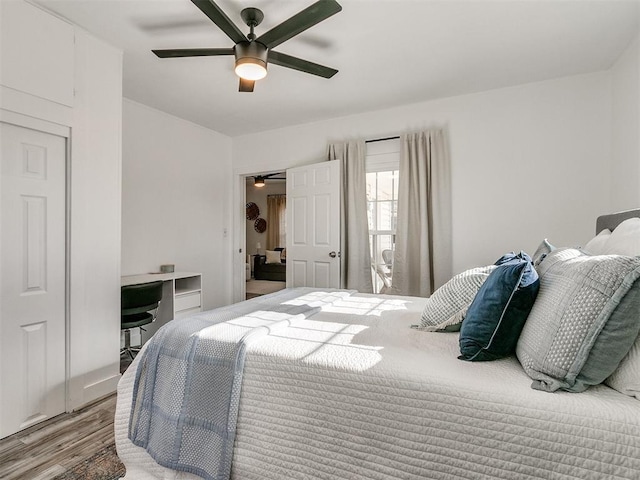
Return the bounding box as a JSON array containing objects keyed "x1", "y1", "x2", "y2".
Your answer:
[
  {"x1": 245, "y1": 279, "x2": 286, "y2": 297},
  {"x1": 0, "y1": 394, "x2": 117, "y2": 480}
]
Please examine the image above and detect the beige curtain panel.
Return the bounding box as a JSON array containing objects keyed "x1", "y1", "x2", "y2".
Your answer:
[
  {"x1": 327, "y1": 140, "x2": 373, "y2": 293},
  {"x1": 266, "y1": 194, "x2": 286, "y2": 250},
  {"x1": 390, "y1": 129, "x2": 452, "y2": 297}
]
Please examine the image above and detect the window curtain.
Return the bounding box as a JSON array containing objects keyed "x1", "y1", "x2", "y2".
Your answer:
[
  {"x1": 266, "y1": 194, "x2": 286, "y2": 250},
  {"x1": 327, "y1": 140, "x2": 373, "y2": 293},
  {"x1": 390, "y1": 130, "x2": 452, "y2": 297}
]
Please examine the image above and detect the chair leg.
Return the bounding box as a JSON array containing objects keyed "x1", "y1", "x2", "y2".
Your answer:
[{"x1": 120, "y1": 328, "x2": 138, "y2": 360}]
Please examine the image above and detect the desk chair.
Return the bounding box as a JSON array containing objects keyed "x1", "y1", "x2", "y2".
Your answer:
[{"x1": 121, "y1": 281, "x2": 163, "y2": 359}]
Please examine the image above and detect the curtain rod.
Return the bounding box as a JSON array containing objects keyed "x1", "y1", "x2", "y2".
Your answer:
[{"x1": 365, "y1": 135, "x2": 400, "y2": 144}]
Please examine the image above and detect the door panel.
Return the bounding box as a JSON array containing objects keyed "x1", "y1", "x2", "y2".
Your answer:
[
  {"x1": 313, "y1": 262, "x2": 331, "y2": 288},
  {"x1": 1, "y1": 122, "x2": 66, "y2": 438},
  {"x1": 314, "y1": 194, "x2": 331, "y2": 246},
  {"x1": 286, "y1": 160, "x2": 341, "y2": 288},
  {"x1": 291, "y1": 196, "x2": 307, "y2": 245},
  {"x1": 291, "y1": 260, "x2": 307, "y2": 288}
]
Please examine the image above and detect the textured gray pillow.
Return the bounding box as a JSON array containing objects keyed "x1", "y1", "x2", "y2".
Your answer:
[
  {"x1": 418, "y1": 265, "x2": 496, "y2": 332},
  {"x1": 516, "y1": 248, "x2": 640, "y2": 392},
  {"x1": 577, "y1": 277, "x2": 640, "y2": 390}
]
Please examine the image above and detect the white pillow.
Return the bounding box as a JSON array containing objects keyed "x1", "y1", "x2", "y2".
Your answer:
[
  {"x1": 582, "y1": 229, "x2": 611, "y2": 255},
  {"x1": 606, "y1": 334, "x2": 640, "y2": 400},
  {"x1": 265, "y1": 250, "x2": 281, "y2": 264},
  {"x1": 602, "y1": 218, "x2": 640, "y2": 256}
]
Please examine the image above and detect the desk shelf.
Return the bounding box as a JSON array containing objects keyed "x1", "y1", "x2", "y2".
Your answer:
[{"x1": 175, "y1": 275, "x2": 201, "y2": 294}]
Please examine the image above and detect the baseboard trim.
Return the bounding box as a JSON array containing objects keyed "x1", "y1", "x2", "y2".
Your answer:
[
  {"x1": 70, "y1": 374, "x2": 121, "y2": 411},
  {"x1": 84, "y1": 373, "x2": 121, "y2": 398}
]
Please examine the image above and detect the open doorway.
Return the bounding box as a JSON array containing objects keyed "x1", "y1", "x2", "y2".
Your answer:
[{"x1": 244, "y1": 172, "x2": 287, "y2": 299}]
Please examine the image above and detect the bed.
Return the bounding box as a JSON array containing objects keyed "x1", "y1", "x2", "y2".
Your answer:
[{"x1": 115, "y1": 210, "x2": 640, "y2": 480}]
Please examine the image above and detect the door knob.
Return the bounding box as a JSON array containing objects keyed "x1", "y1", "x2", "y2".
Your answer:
[{"x1": 329, "y1": 251, "x2": 337, "y2": 258}]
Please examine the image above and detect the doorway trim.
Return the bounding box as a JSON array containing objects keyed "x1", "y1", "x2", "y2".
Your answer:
[
  {"x1": 0, "y1": 110, "x2": 69, "y2": 138},
  {"x1": 232, "y1": 161, "x2": 293, "y2": 303}
]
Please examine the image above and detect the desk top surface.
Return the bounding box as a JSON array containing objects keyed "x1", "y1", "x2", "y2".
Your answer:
[{"x1": 121, "y1": 271, "x2": 201, "y2": 286}]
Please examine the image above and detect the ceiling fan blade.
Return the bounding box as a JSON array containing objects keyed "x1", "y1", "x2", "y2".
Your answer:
[
  {"x1": 256, "y1": 0, "x2": 342, "y2": 50},
  {"x1": 190, "y1": 0, "x2": 246, "y2": 44},
  {"x1": 239, "y1": 78, "x2": 255, "y2": 92},
  {"x1": 153, "y1": 48, "x2": 234, "y2": 58},
  {"x1": 268, "y1": 51, "x2": 337, "y2": 78}
]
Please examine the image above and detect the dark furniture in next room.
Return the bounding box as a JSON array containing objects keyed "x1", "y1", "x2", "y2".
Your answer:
[{"x1": 254, "y1": 247, "x2": 286, "y2": 281}]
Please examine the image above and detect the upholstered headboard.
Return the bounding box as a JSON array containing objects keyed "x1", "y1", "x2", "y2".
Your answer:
[{"x1": 596, "y1": 208, "x2": 640, "y2": 234}]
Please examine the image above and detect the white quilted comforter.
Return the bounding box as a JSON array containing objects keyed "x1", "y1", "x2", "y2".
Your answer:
[{"x1": 116, "y1": 291, "x2": 640, "y2": 479}]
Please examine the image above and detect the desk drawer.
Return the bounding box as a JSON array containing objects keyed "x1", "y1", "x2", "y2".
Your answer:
[
  {"x1": 175, "y1": 291, "x2": 201, "y2": 312},
  {"x1": 175, "y1": 307, "x2": 202, "y2": 319}
]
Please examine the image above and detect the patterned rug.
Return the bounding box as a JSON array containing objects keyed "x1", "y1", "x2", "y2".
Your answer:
[{"x1": 53, "y1": 443, "x2": 125, "y2": 480}]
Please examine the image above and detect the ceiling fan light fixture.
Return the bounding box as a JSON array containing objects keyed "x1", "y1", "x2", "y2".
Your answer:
[
  {"x1": 254, "y1": 176, "x2": 265, "y2": 187},
  {"x1": 235, "y1": 41, "x2": 268, "y2": 80},
  {"x1": 152, "y1": 1, "x2": 342, "y2": 91},
  {"x1": 235, "y1": 58, "x2": 267, "y2": 80}
]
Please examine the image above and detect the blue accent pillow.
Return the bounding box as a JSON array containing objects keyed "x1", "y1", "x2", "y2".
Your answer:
[{"x1": 459, "y1": 252, "x2": 539, "y2": 361}]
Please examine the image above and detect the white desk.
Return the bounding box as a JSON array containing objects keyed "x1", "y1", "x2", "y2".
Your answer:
[{"x1": 121, "y1": 271, "x2": 202, "y2": 344}]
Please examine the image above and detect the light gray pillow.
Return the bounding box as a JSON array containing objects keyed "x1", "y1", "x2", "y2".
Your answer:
[
  {"x1": 532, "y1": 238, "x2": 555, "y2": 268},
  {"x1": 417, "y1": 265, "x2": 496, "y2": 332},
  {"x1": 516, "y1": 248, "x2": 640, "y2": 392}
]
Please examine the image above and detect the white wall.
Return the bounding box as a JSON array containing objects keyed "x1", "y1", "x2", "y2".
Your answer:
[
  {"x1": 121, "y1": 100, "x2": 233, "y2": 309},
  {"x1": 0, "y1": 0, "x2": 74, "y2": 107},
  {"x1": 233, "y1": 73, "x2": 612, "y2": 275},
  {"x1": 611, "y1": 35, "x2": 640, "y2": 211}
]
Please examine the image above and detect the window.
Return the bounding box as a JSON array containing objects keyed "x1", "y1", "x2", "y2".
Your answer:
[{"x1": 366, "y1": 139, "x2": 400, "y2": 293}]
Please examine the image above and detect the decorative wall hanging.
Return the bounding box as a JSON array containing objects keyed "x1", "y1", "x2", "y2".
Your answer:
[
  {"x1": 254, "y1": 217, "x2": 267, "y2": 233},
  {"x1": 246, "y1": 202, "x2": 260, "y2": 220}
]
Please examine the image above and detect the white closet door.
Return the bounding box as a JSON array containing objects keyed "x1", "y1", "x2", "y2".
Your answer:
[
  {"x1": 0, "y1": 122, "x2": 66, "y2": 438},
  {"x1": 286, "y1": 160, "x2": 341, "y2": 288}
]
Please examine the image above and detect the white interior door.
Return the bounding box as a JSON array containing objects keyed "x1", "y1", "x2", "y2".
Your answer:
[
  {"x1": 0, "y1": 122, "x2": 66, "y2": 438},
  {"x1": 286, "y1": 160, "x2": 341, "y2": 288}
]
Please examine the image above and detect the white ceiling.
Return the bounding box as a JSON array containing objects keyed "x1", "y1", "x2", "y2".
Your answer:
[{"x1": 35, "y1": 0, "x2": 639, "y2": 137}]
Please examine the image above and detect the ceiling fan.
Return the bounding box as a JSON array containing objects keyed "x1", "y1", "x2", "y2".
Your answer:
[
  {"x1": 253, "y1": 172, "x2": 285, "y2": 187},
  {"x1": 152, "y1": 0, "x2": 342, "y2": 92}
]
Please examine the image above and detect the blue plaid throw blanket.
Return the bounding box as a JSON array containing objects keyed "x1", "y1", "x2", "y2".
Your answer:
[{"x1": 128, "y1": 288, "x2": 354, "y2": 480}]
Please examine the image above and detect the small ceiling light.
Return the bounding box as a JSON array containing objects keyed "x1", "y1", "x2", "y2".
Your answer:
[
  {"x1": 235, "y1": 59, "x2": 267, "y2": 80},
  {"x1": 254, "y1": 176, "x2": 265, "y2": 187},
  {"x1": 235, "y1": 41, "x2": 268, "y2": 81}
]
